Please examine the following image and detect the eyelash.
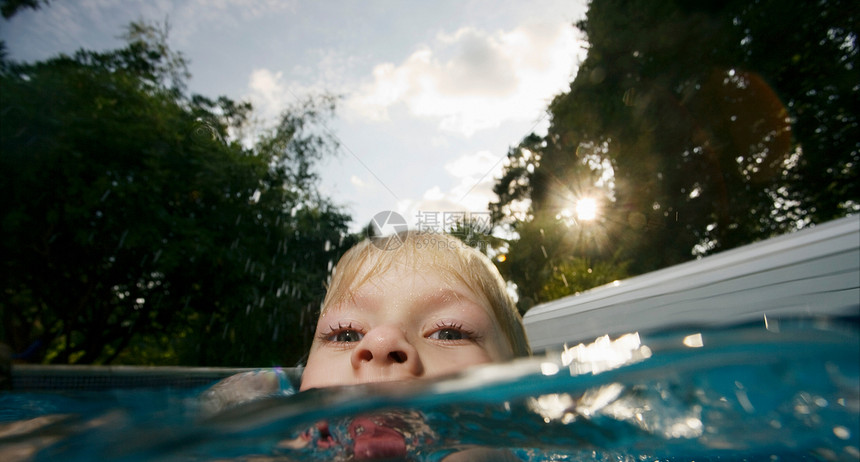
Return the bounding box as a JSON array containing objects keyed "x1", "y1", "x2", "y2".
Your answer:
[
  {"x1": 320, "y1": 322, "x2": 364, "y2": 343},
  {"x1": 428, "y1": 321, "x2": 478, "y2": 342}
]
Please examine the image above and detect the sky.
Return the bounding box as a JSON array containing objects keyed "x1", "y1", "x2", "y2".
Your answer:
[{"x1": 0, "y1": 0, "x2": 589, "y2": 232}]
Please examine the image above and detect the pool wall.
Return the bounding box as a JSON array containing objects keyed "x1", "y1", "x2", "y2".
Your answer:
[
  {"x1": 524, "y1": 214, "x2": 860, "y2": 352},
  {"x1": 9, "y1": 365, "x2": 303, "y2": 391}
]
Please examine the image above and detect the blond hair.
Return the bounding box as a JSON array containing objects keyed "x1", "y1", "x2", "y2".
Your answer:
[{"x1": 322, "y1": 231, "x2": 530, "y2": 357}]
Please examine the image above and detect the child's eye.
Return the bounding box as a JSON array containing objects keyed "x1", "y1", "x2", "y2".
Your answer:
[
  {"x1": 428, "y1": 328, "x2": 467, "y2": 341},
  {"x1": 427, "y1": 322, "x2": 474, "y2": 341},
  {"x1": 332, "y1": 330, "x2": 364, "y2": 342},
  {"x1": 322, "y1": 323, "x2": 364, "y2": 343}
]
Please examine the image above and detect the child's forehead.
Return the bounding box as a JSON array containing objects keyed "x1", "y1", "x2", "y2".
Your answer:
[
  {"x1": 324, "y1": 284, "x2": 478, "y2": 315},
  {"x1": 325, "y1": 258, "x2": 491, "y2": 314},
  {"x1": 350, "y1": 249, "x2": 459, "y2": 283}
]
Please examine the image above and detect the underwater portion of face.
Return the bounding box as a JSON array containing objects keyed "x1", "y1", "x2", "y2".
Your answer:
[{"x1": 299, "y1": 260, "x2": 513, "y2": 391}]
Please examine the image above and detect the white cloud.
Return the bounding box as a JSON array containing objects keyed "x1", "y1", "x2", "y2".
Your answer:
[
  {"x1": 350, "y1": 175, "x2": 368, "y2": 189},
  {"x1": 245, "y1": 68, "x2": 330, "y2": 124},
  {"x1": 445, "y1": 150, "x2": 503, "y2": 177},
  {"x1": 246, "y1": 68, "x2": 289, "y2": 121},
  {"x1": 446, "y1": 150, "x2": 506, "y2": 210},
  {"x1": 422, "y1": 186, "x2": 446, "y2": 201},
  {"x1": 346, "y1": 22, "x2": 583, "y2": 136},
  {"x1": 396, "y1": 150, "x2": 506, "y2": 229}
]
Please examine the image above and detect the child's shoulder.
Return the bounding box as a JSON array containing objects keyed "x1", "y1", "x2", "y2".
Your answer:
[{"x1": 199, "y1": 368, "x2": 298, "y2": 415}]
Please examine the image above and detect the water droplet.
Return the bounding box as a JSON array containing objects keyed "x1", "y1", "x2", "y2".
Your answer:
[{"x1": 116, "y1": 229, "x2": 128, "y2": 250}]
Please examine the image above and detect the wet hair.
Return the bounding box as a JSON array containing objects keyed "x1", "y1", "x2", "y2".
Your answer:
[{"x1": 321, "y1": 231, "x2": 531, "y2": 358}]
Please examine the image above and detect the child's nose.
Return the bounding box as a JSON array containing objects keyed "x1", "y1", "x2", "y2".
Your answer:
[{"x1": 350, "y1": 325, "x2": 423, "y2": 378}]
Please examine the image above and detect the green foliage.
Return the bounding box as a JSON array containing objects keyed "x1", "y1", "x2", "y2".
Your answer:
[
  {"x1": 444, "y1": 214, "x2": 503, "y2": 254},
  {"x1": 0, "y1": 0, "x2": 47, "y2": 19},
  {"x1": 540, "y1": 258, "x2": 629, "y2": 303},
  {"x1": 0, "y1": 22, "x2": 354, "y2": 366},
  {"x1": 494, "y1": 212, "x2": 628, "y2": 312},
  {"x1": 491, "y1": 0, "x2": 858, "y2": 309}
]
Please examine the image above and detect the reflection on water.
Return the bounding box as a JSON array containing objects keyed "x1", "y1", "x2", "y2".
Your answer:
[{"x1": 1, "y1": 316, "x2": 858, "y2": 461}]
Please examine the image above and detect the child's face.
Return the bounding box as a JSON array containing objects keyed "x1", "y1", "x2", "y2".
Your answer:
[{"x1": 300, "y1": 260, "x2": 513, "y2": 391}]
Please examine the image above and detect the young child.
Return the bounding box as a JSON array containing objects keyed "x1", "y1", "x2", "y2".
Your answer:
[
  {"x1": 300, "y1": 230, "x2": 530, "y2": 390},
  {"x1": 203, "y1": 230, "x2": 529, "y2": 460}
]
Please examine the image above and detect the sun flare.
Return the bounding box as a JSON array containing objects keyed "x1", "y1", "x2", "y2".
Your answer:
[{"x1": 576, "y1": 197, "x2": 598, "y2": 221}]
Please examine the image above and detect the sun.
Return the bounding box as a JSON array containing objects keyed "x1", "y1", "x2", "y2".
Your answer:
[{"x1": 575, "y1": 197, "x2": 598, "y2": 221}]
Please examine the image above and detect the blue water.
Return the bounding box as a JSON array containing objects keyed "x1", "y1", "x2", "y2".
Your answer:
[{"x1": 2, "y1": 315, "x2": 858, "y2": 461}]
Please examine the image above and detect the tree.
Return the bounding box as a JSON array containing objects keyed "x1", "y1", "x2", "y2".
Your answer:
[
  {"x1": 491, "y1": 209, "x2": 629, "y2": 311},
  {"x1": 491, "y1": 0, "x2": 858, "y2": 308},
  {"x1": 1, "y1": 22, "x2": 354, "y2": 366},
  {"x1": 0, "y1": 0, "x2": 47, "y2": 19}
]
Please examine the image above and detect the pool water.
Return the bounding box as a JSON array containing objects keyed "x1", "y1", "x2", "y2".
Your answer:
[{"x1": 2, "y1": 315, "x2": 858, "y2": 461}]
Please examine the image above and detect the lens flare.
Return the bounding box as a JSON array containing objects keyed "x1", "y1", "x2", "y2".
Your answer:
[{"x1": 576, "y1": 198, "x2": 598, "y2": 221}]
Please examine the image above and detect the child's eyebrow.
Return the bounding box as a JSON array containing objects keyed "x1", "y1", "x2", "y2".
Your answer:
[
  {"x1": 420, "y1": 288, "x2": 460, "y2": 305},
  {"x1": 418, "y1": 288, "x2": 485, "y2": 310},
  {"x1": 324, "y1": 291, "x2": 372, "y2": 314}
]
